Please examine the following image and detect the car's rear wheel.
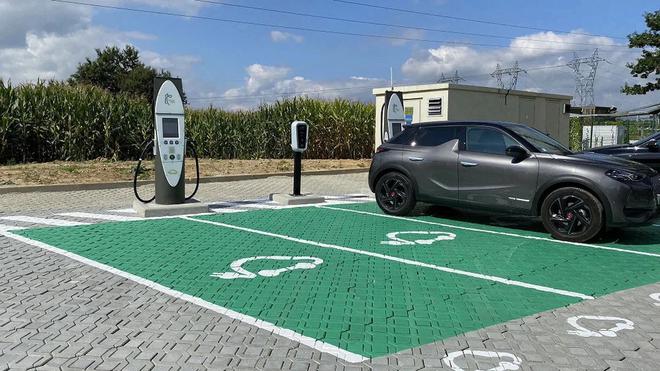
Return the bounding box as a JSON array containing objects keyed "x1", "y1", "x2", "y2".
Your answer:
[
  {"x1": 541, "y1": 187, "x2": 604, "y2": 242},
  {"x1": 375, "y1": 172, "x2": 416, "y2": 216}
]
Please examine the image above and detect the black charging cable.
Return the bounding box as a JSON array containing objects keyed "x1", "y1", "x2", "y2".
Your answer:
[
  {"x1": 185, "y1": 138, "x2": 200, "y2": 201},
  {"x1": 133, "y1": 138, "x2": 200, "y2": 203},
  {"x1": 133, "y1": 139, "x2": 156, "y2": 203}
]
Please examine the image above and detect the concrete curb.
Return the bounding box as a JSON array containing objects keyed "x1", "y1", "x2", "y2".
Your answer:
[{"x1": 0, "y1": 168, "x2": 369, "y2": 194}]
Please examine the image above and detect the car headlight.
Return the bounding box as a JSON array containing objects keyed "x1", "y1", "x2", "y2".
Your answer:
[{"x1": 605, "y1": 169, "x2": 646, "y2": 182}]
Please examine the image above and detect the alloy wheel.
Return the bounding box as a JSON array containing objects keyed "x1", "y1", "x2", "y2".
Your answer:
[
  {"x1": 548, "y1": 195, "x2": 592, "y2": 235},
  {"x1": 378, "y1": 176, "x2": 409, "y2": 212}
]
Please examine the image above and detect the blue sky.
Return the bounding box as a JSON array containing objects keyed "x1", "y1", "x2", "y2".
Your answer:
[{"x1": 0, "y1": 0, "x2": 657, "y2": 109}]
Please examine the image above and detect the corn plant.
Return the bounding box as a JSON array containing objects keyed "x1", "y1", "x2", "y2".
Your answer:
[{"x1": 0, "y1": 81, "x2": 375, "y2": 164}]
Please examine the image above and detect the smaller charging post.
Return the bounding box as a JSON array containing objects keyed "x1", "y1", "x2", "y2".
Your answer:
[
  {"x1": 291, "y1": 121, "x2": 308, "y2": 196},
  {"x1": 271, "y1": 121, "x2": 324, "y2": 205}
]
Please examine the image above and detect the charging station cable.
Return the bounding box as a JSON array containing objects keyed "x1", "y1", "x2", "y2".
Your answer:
[
  {"x1": 133, "y1": 139, "x2": 200, "y2": 203},
  {"x1": 133, "y1": 139, "x2": 156, "y2": 203},
  {"x1": 185, "y1": 138, "x2": 200, "y2": 201}
]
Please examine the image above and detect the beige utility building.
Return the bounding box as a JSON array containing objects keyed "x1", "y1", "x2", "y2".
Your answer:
[{"x1": 373, "y1": 83, "x2": 572, "y2": 148}]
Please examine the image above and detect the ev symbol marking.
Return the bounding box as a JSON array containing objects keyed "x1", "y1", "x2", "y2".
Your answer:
[
  {"x1": 566, "y1": 315, "x2": 634, "y2": 337},
  {"x1": 650, "y1": 293, "x2": 660, "y2": 306},
  {"x1": 381, "y1": 231, "x2": 456, "y2": 246},
  {"x1": 210, "y1": 256, "x2": 323, "y2": 280},
  {"x1": 442, "y1": 350, "x2": 522, "y2": 371}
]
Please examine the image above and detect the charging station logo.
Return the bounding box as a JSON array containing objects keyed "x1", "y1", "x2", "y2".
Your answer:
[{"x1": 164, "y1": 93, "x2": 175, "y2": 105}]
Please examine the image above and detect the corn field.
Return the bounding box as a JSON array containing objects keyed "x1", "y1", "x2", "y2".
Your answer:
[{"x1": 0, "y1": 80, "x2": 375, "y2": 164}]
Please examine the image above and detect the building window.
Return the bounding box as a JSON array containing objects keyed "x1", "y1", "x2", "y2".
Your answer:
[{"x1": 428, "y1": 98, "x2": 442, "y2": 116}]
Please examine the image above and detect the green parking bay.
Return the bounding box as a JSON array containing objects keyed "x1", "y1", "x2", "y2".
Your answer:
[{"x1": 13, "y1": 203, "x2": 660, "y2": 361}]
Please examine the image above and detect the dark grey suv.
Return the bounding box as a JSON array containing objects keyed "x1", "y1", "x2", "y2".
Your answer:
[{"x1": 369, "y1": 121, "x2": 659, "y2": 242}]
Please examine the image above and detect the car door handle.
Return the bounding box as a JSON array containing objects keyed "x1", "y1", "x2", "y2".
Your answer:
[
  {"x1": 408, "y1": 156, "x2": 424, "y2": 162},
  {"x1": 461, "y1": 161, "x2": 479, "y2": 167}
]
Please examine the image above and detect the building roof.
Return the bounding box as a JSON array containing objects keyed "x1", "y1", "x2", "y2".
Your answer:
[{"x1": 372, "y1": 82, "x2": 572, "y2": 100}]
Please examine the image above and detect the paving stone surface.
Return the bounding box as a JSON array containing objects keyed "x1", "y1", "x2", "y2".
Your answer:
[
  {"x1": 1, "y1": 174, "x2": 659, "y2": 370},
  {"x1": 0, "y1": 173, "x2": 372, "y2": 214}
]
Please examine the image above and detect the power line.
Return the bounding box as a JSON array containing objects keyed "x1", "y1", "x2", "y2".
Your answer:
[
  {"x1": 196, "y1": 0, "x2": 627, "y2": 49},
  {"x1": 189, "y1": 63, "x2": 576, "y2": 102},
  {"x1": 332, "y1": 0, "x2": 627, "y2": 40},
  {"x1": 51, "y1": 0, "x2": 598, "y2": 52},
  {"x1": 491, "y1": 61, "x2": 527, "y2": 90},
  {"x1": 438, "y1": 71, "x2": 464, "y2": 84},
  {"x1": 567, "y1": 48, "x2": 609, "y2": 106},
  {"x1": 188, "y1": 84, "x2": 385, "y2": 101}
]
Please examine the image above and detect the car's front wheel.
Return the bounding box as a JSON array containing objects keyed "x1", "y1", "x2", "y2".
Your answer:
[
  {"x1": 540, "y1": 187, "x2": 604, "y2": 242},
  {"x1": 375, "y1": 172, "x2": 416, "y2": 216}
]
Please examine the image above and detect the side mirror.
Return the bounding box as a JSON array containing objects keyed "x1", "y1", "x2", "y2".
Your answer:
[
  {"x1": 646, "y1": 139, "x2": 658, "y2": 151},
  {"x1": 505, "y1": 145, "x2": 529, "y2": 162}
]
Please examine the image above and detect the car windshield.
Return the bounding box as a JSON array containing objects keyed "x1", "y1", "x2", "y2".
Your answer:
[
  {"x1": 506, "y1": 125, "x2": 572, "y2": 155},
  {"x1": 632, "y1": 132, "x2": 660, "y2": 146}
]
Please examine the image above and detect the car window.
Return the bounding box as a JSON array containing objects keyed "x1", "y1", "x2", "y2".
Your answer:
[
  {"x1": 414, "y1": 126, "x2": 459, "y2": 147},
  {"x1": 388, "y1": 127, "x2": 417, "y2": 145},
  {"x1": 465, "y1": 127, "x2": 517, "y2": 155},
  {"x1": 632, "y1": 132, "x2": 660, "y2": 146},
  {"x1": 506, "y1": 124, "x2": 571, "y2": 155}
]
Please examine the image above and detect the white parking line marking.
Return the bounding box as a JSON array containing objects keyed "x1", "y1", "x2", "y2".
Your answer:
[
  {"x1": 319, "y1": 206, "x2": 660, "y2": 258},
  {"x1": 240, "y1": 203, "x2": 281, "y2": 209},
  {"x1": 210, "y1": 208, "x2": 249, "y2": 213},
  {"x1": 0, "y1": 231, "x2": 368, "y2": 364},
  {"x1": 182, "y1": 217, "x2": 594, "y2": 300},
  {"x1": 0, "y1": 224, "x2": 26, "y2": 232},
  {"x1": 0, "y1": 216, "x2": 89, "y2": 227},
  {"x1": 108, "y1": 208, "x2": 138, "y2": 214},
  {"x1": 57, "y1": 212, "x2": 141, "y2": 221}
]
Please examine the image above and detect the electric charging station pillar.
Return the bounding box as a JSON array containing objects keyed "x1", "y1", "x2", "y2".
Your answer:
[
  {"x1": 154, "y1": 77, "x2": 186, "y2": 205},
  {"x1": 132, "y1": 77, "x2": 209, "y2": 217},
  {"x1": 272, "y1": 121, "x2": 324, "y2": 205}
]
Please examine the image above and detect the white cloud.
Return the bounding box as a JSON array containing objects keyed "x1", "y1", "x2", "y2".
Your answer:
[
  {"x1": 390, "y1": 29, "x2": 426, "y2": 46},
  {"x1": 0, "y1": 0, "x2": 203, "y2": 50},
  {"x1": 231, "y1": 64, "x2": 292, "y2": 95},
  {"x1": 0, "y1": 28, "x2": 198, "y2": 84},
  {"x1": 270, "y1": 31, "x2": 304, "y2": 44},
  {"x1": 214, "y1": 64, "x2": 385, "y2": 110},
  {"x1": 0, "y1": 0, "x2": 201, "y2": 85},
  {"x1": 350, "y1": 76, "x2": 380, "y2": 81},
  {"x1": 0, "y1": 28, "x2": 131, "y2": 82},
  {"x1": 141, "y1": 51, "x2": 200, "y2": 71},
  {"x1": 401, "y1": 31, "x2": 658, "y2": 110},
  {"x1": 101, "y1": 0, "x2": 205, "y2": 14},
  {"x1": 0, "y1": 0, "x2": 92, "y2": 48}
]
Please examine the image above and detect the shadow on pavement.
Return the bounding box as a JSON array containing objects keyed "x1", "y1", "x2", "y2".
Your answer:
[{"x1": 417, "y1": 204, "x2": 660, "y2": 247}]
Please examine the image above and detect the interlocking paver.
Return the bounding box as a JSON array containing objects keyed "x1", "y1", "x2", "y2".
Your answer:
[{"x1": 1, "y1": 175, "x2": 660, "y2": 369}]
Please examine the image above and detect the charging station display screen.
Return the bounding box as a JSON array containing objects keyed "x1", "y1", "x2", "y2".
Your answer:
[
  {"x1": 296, "y1": 125, "x2": 307, "y2": 148},
  {"x1": 162, "y1": 118, "x2": 179, "y2": 138}
]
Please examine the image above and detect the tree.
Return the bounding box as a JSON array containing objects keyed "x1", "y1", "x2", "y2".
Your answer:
[
  {"x1": 621, "y1": 10, "x2": 660, "y2": 95},
  {"x1": 69, "y1": 45, "x2": 186, "y2": 103}
]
